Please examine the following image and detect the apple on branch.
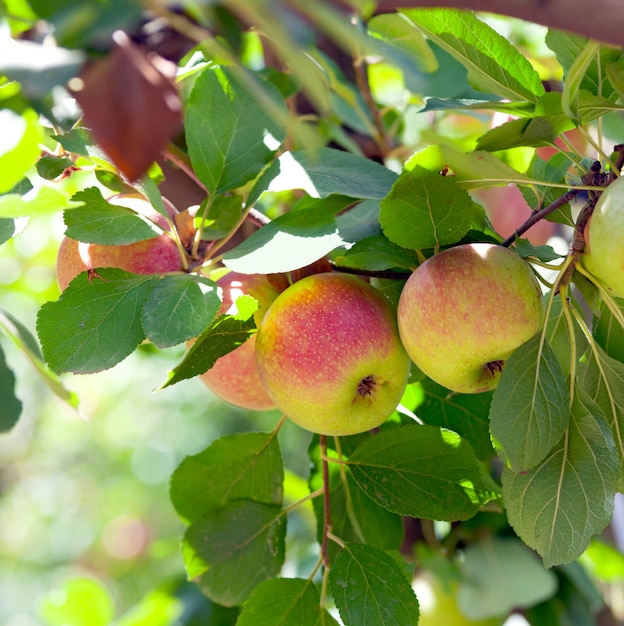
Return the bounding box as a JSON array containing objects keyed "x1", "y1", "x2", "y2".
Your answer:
[
  {"x1": 255, "y1": 272, "x2": 410, "y2": 436},
  {"x1": 397, "y1": 243, "x2": 543, "y2": 394},
  {"x1": 199, "y1": 271, "x2": 288, "y2": 411},
  {"x1": 582, "y1": 174, "x2": 624, "y2": 298},
  {"x1": 56, "y1": 194, "x2": 183, "y2": 290}
]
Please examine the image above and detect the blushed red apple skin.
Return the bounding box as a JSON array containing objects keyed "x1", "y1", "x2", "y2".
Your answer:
[
  {"x1": 255, "y1": 272, "x2": 410, "y2": 436},
  {"x1": 56, "y1": 195, "x2": 182, "y2": 290},
  {"x1": 199, "y1": 272, "x2": 287, "y2": 411},
  {"x1": 398, "y1": 243, "x2": 543, "y2": 394}
]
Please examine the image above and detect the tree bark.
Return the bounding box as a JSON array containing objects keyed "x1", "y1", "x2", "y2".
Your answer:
[{"x1": 373, "y1": 0, "x2": 624, "y2": 48}]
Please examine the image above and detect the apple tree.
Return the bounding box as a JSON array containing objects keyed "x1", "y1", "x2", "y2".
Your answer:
[{"x1": 2, "y1": 0, "x2": 624, "y2": 623}]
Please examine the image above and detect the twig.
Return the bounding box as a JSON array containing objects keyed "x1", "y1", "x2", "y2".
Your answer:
[{"x1": 320, "y1": 435, "x2": 332, "y2": 568}]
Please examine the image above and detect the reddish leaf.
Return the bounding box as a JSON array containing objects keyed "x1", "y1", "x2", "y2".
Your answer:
[{"x1": 72, "y1": 31, "x2": 182, "y2": 181}]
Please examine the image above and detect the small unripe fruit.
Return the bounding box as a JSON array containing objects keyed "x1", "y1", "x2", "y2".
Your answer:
[
  {"x1": 255, "y1": 272, "x2": 410, "y2": 436},
  {"x1": 398, "y1": 243, "x2": 543, "y2": 394},
  {"x1": 582, "y1": 174, "x2": 624, "y2": 297}
]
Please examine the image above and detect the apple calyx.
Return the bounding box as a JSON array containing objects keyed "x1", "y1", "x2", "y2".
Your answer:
[
  {"x1": 483, "y1": 360, "x2": 505, "y2": 379},
  {"x1": 357, "y1": 375, "x2": 377, "y2": 398}
]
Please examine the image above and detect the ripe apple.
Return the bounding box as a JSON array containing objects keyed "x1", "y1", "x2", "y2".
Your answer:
[
  {"x1": 397, "y1": 243, "x2": 543, "y2": 394},
  {"x1": 255, "y1": 272, "x2": 410, "y2": 436},
  {"x1": 582, "y1": 175, "x2": 624, "y2": 298},
  {"x1": 199, "y1": 272, "x2": 288, "y2": 411},
  {"x1": 56, "y1": 195, "x2": 183, "y2": 290}
]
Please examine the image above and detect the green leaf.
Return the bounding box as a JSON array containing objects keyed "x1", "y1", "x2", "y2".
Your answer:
[
  {"x1": 411, "y1": 380, "x2": 495, "y2": 460},
  {"x1": 545, "y1": 30, "x2": 622, "y2": 100},
  {"x1": 348, "y1": 425, "x2": 498, "y2": 521},
  {"x1": 223, "y1": 208, "x2": 345, "y2": 274},
  {"x1": 404, "y1": 9, "x2": 544, "y2": 103},
  {"x1": 36, "y1": 155, "x2": 74, "y2": 180},
  {"x1": 561, "y1": 40, "x2": 601, "y2": 121},
  {"x1": 196, "y1": 195, "x2": 243, "y2": 240},
  {"x1": 380, "y1": 166, "x2": 474, "y2": 249},
  {"x1": 186, "y1": 66, "x2": 286, "y2": 195},
  {"x1": 159, "y1": 314, "x2": 256, "y2": 388},
  {"x1": 503, "y1": 387, "x2": 620, "y2": 568},
  {"x1": 0, "y1": 183, "x2": 83, "y2": 218},
  {"x1": 182, "y1": 500, "x2": 286, "y2": 607},
  {"x1": 170, "y1": 432, "x2": 283, "y2": 523},
  {"x1": 476, "y1": 115, "x2": 573, "y2": 152},
  {"x1": 457, "y1": 537, "x2": 558, "y2": 619},
  {"x1": 0, "y1": 108, "x2": 44, "y2": 193},
  {"x1": 0, "y1": 307, "x2": 79, "y2": 410},
  {"x1": 238, "y1": 578, "x2": 338, "y2": 626},
  {"x1": 0, "y1": 344, "x2": 22, "y2": 432},
  {"x1": 140, "y1": 275, "x2": 220, "y2": 349},
  {"x1": 329, "y1": 543, "x2": 420, "y2": 626},
  {"x1": 37, "y1": 269, "x2": 156, "y2": 374},
  {"x1": 64, "y1": 187, "x2": 161, "y2": 245},
  {"x1": 606, "y1": 59, "x2": 624, "y2": 100},
  {"x1": 578, "y1": 343, "x2": 624, "y2": 489},
  {"x1": 334, "y1": 235, "x2": 419, "y2": 272},
  {"x1": 592, "y1": 297, "x2": 624, "y2": 362},
  {"x1": 0, "y1": 219, "x2": 15, "y2": 245},
  {"x1": 268, "y1": 148, "x2": 398, "y2": 200},
  {"x1": 438, "y1": 145, "x2": 535, "y2": 188},
  {"x1": 545, "y1": 295, "x2": 587, "y2": 379},
  {"x1": 490, "y1": 335, "x2": 569, "y2": 472},
  {"x1": 52, "y1": 127, "x2": 95, "y2": 157},
  {"x1": 367, "y1": 13, "x2": 438, "y2": 73}
]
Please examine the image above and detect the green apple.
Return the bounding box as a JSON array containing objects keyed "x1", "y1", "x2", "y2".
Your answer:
[
  {"x1": 582, "y1": 174, "x2": 624, "y2": 297},
  {"x1": 56, "y1": 195, "x2": 182, "y2": 290},
  {"x1": 255, "y1": 272, "x2": 410, "y2": 436},
  {"x1": 397, "y1": 243, "x2": 543, "y2": 394},
  {"x1": 199, "y1": 272, "x2": 288, "y2": 411},
  {"x1": 413, "y1": 572, "x2": 506, "y2": 626}
]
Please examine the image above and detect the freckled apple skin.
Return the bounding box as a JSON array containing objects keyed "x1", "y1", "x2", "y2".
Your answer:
[
  {"x1": 200, "y1": 272, "x2": 287, "y2": 411},
  {"x1": 255, "y1": 272, "x2": 410, "y2": 436},
  {"x1": 582, "y1": 175, "x2": 624, "y2": 298},
  {"x1": 397, "y1": 243, "x2": 543, "y2": 394},
  {"x1": 56, "y1": 195, "x2": 182, "y2": 290}
]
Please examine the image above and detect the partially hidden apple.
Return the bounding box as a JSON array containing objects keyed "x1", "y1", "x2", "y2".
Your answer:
[
  {"x1": 255, "y1": 272, "x2": 410, "y2": 436},
  {"x1": 56, "y1": 194, "x2": 183, "y2": 290},
  {"x1": 582, "y1": 174, "x2": 624, "y2": 297},
  {"x1": 413, "y1": 572, "x2": 506, "y2": 626},
  {"x1": 199, "y1": 272, "x2": 288, "y2": 411},
  {"x1": 397, "y1": 243, "x2": 543, "y2": 394}
]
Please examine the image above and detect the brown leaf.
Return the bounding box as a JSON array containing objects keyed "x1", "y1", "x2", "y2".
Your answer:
[{"x1": 72, "y1": 31, "x2": 182, "y2": 182}]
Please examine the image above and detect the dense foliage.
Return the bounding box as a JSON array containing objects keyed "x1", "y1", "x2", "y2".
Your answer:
[{"x1": 2, "y1": 1, "x2": 624, "y2": 624}]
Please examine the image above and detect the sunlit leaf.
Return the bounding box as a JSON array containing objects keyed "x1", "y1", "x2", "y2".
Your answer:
[
  {"x1": 348, "y1": 425, "x2": 498, "y2": 521},
  {"x1": 141, "y1": 275, "x2": 220, "y2": 349},
  {"x1": 0, "y1": 182, "x2": 82, "y2": 218},
  {"x1": 490, "y1": 335, "x2": 569, "y2": 472},
  {"x1": 159, "y1": 314, "x2": 256, "y2": 388},
  {"x1": 380, "y1": 166, "x2": 474, "y2": 249},
  {"x1": 223, "y1": 208, "x2": 345, "y2": 274},
  {"x1": 238, "y1": 578, "x2": 338, "y2": 626},
  {"x1": 329, "y1": 543, "x2": 419, "y2": 625},
  {"x1": 503, "y1": 387, "x2": 620, "y2": 568},
  {"x1": 37, "y1": 269, "x2": 156, "y2": 374},
  {"x1": 170, "y1": 432, "x2": 283, "y2": 523},
  {"x1": 182, "y1": 500, "x2": 286, "y2": 607},
  {"x1": 404, "y1": 9, "x2": 544, "y2": 102},
  {"x1": 186, "y1": 66, "x2": 286, "y2": 195}
]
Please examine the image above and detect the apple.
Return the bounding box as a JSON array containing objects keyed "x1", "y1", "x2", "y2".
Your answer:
[
  {"x1": 413, "y1": 572, "x2": 506, "y2": 626},
  {"x1": 56, "y1": 195, "x2": 183, "y2": 290},
  {"x1": 255, "y1": 272, "x2": 410, "y2": 436},
  {"x1": 582, "y1": 174, "x2": 624, "y2": 298},
  {"x1": 397, "y1": 243, "x2": 543, "y2": 394},
  {"x1": 199, "y1": 272, "x2": 288, "y2": 411}
]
